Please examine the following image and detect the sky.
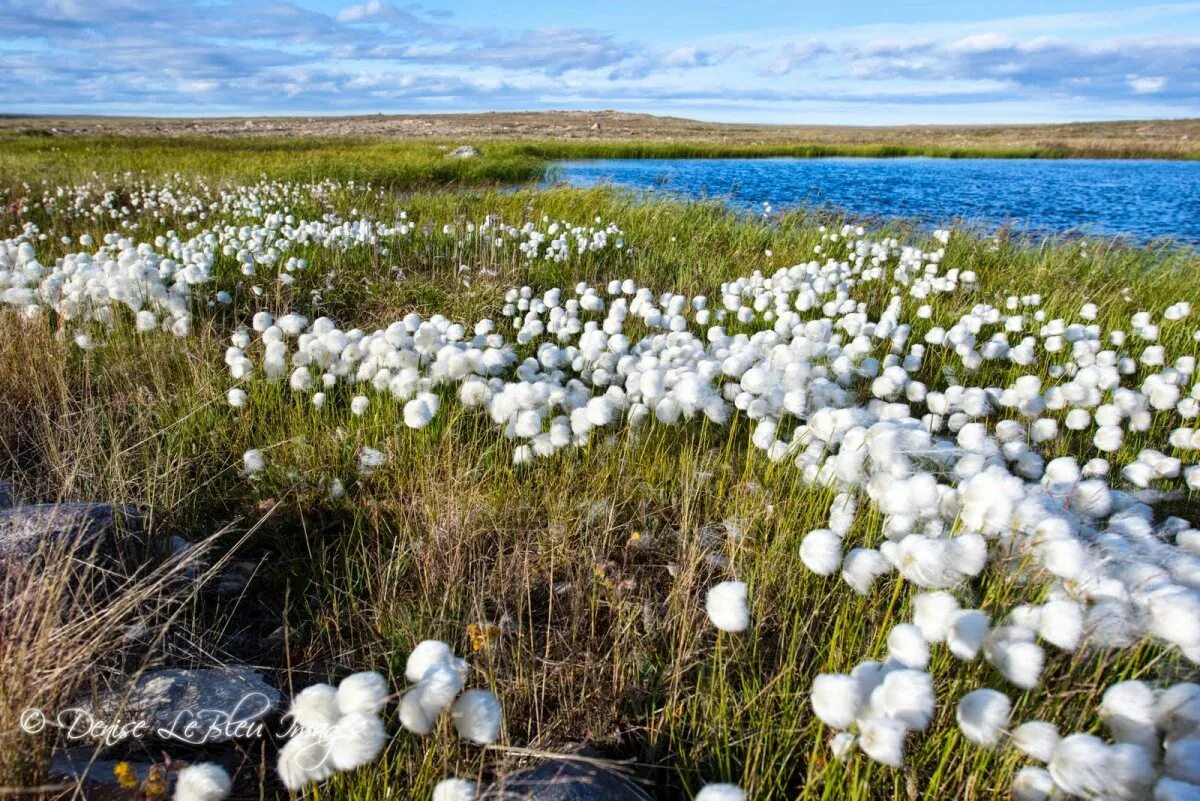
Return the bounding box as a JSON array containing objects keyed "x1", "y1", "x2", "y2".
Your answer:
[{"x1": 2, "y1": 0, "x2": 1199, "y2": 123}]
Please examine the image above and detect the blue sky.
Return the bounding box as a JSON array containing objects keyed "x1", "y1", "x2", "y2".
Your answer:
[{"x1": 2, "y1": 0, "x2": 1199, "y2": 122}]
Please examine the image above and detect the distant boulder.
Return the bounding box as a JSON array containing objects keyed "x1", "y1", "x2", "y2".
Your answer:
[{"x1": 447, "y1": 145, "x2": 482, "y2": 158}]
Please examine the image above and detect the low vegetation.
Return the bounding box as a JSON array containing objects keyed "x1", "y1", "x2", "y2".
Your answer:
[{"x1": 0, "y1": 138, "x2": 1197, "y2": 801}]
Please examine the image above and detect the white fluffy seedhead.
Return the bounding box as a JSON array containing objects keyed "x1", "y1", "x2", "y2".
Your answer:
[
  {"x1": 1011, "y1": 720, "x2": 1060, "y2": 763},
  {"x1": 858, "y1": 716, "x2": 907, "y2": 767},
  {"x1": 399, "y1": 687, "x2": 436, "y2": 735},
  {"x1": 406, "y1": 640, "x2": 455, "y2": 683},
  {"x1": 886, "y1": 623, "x2": 930, "y2": 670},
  {"x1": 811, "y1": 673, "x2": 863, "y2": 730},
  {"x1": 1011, "y1": 766, "x2": 1056, "y2": 801},
  {"x1": 956, "y1": 688, "x2": 1011, "y2": 747},
  {"x1": 1038, "y1": 600, "x2": 1083, "y2": 651},
  {"x1": 912, "y1": 591, "x2": 960, "y2": 643},
  {"x1": 174, "y1": 763, "x2": 232, "y2": 801},
  {"x1": 872, "y1": 669, "x2": 935, "y2": 731},
  {"x1": 948, "y1": 609, "x2": 991, "y2": 660},
  {"x1": 984, "y1": 629, "x2": 1044, "y2": 690},
  {"x1": 1164, "y1": 738, "x2": 1200, "y2": 784},
  {"x1": 706, "y1": 581, "x2": 750, "y2": 632},
  {"x1": 277, "y1": 732, "x2": 335, "y2": 791},
  {"x1": 451, "y1": 689, "x2": 503, "y2": 745},
  {"x1": 1048, "y1": 733, "x2": 1133, "y2": 800},
  {"x1": 800, "y1": 529, "x2": 843, "y2": 575},
  {"x1": 289, "y1": 683, "x2": 341, "y2": 734},
  {"x1": 1101, "y1": 680, "x2": 1160, "y2": 753},
  {"x1": 432, "y1": 779, "x2": 478, "y2": 801},
  {"x1": 1157, "y1": 682, "x2": 1200, "y2": 741},
  {"x1": 337, "y1": 671, "x2": 390, "y2": 716},
  {"x1": 328, "y1": 711, "x2": 386, "y2": 771},
  {"x1": 694, "y1": 784, "x2": 746, "y2": 801}
]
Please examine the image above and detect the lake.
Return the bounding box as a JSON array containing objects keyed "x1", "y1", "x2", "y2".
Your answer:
[{"x1": 549, "y1": 157, "x2": 1200, "y2": 244}]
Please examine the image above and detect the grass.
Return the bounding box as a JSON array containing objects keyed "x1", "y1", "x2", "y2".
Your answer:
[{"x1": 0, "y1": 137, "x2": 1197, "y2": 799}]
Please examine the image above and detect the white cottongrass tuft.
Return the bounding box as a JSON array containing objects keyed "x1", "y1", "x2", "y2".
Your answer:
[
  {"x1": 328, "y1": 711, "x2": 386, "y2": 770},
  {"x1": 947, "y1": 609, "x2": 990, "y2": 661},
  {"x1": 912, "y1": 591, "x2": 960, "y2": 643},
  {"x1": 886, "y1": 623, "x2": 930, "y2": 670},
  {"x1": 451, "y1": 689, "x2": 503, "y2": 744},
  {"x1": 872, "y1": 669, "x2": 935, "y2": 730},
  {"x1": 694, "y1": 784, "x2": 746, "y2": 801},
  {"x1": 242, "y1": 448, "x2": 265, "y2": 476},
  {"x1": 705, "y1": 581, "x2": 750, "y2": 632},
  {"x1": 278, "y1": 671, "x2": 392, "y2": 789},
  {"x1": 800, "y1": 528, "x2": 843, "y2": 575},
  {"x1": 810, "y1": 673, "x2": 863, "y2": 730},
  {"x1": 289, "y1": 682, "x2": 341, "y2": 733},
  {"x1": 956, "y1": 688, "x2": 1011, "y2": 747},
  {"x1": 1038, "y1": 600, "x2": 1084, "y2": 651},
  {"x1": 336, "y1": 671, "x2": 389, "y2": 716},
  {"x1": 858, "y1": 717, "x2": 907, "y2": 767},
  {"x1": 433, "y1": 779, "x2": 478, "y2": 801},
  {"x1": 173, "y1": 763, "x2": 232, "y2": 801},
  {"x1": 1100, "y1": 680, "x2": 1159, "y2": 752},
  {"x1": 1011, "y1": 721, "x2": 1061, "y2": 763},
  {"x1": 277, "y1": 732, "x2": 335, "y2": 790},
  {"x1": 1011, "y1": 766, "x2": 1056, "y2": 801}
]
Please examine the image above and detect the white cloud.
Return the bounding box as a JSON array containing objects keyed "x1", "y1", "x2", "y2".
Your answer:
[{"x1": 1129, "y1": 75, "x2": 1168, "y2": 93}]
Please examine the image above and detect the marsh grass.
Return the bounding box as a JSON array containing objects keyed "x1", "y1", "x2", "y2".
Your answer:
[{"x1": 0, "y1": 143, "x2": 1196, "y2": 799}]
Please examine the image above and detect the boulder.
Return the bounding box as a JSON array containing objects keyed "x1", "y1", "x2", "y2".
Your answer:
[
  {"x1": 481, "y1": 757, "x2": 651, "y2": 800},
  {"x1": 0, "y1": 503, "x2": 126, "y2": 562},
  {"x1": 50, "y1": 747, "x2": 156, "y2": 789},
  {"x1": 70, "y1": 667, "x2": 281, "y2": 745},
  {"x1": 447, "y1": 145, "x2": 482, "y2": 158}
]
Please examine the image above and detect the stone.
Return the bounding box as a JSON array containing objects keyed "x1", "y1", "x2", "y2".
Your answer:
[
  {"x1": 0, "y1": 503, "x2": 126, "y2": 562},
  {"x1": 447, "y1": 145, "x2": 482, "y2": 158},
  {"x1": 481, "y1": 757, "x2": 651, "y2": 800},
  {"x1": 0, "y1": 481, "x2": 12, "y2": 509},
  {"x1": 49, "y1": 747, "x2": 156, "y2": 788},
  {"x1": 70, "y1": 667, "x2": 281, "y2": 744}
]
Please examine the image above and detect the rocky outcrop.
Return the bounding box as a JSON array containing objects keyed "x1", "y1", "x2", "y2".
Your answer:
[
  {"x1": 0, "y1": 502, "x2": 128, "y2": 562},
  {"x1": 70, "y1": 667, "x2": 281, "y2": 745},
  {"x1": 481, "y1": 756, "x2": 652, "y2": 800}
]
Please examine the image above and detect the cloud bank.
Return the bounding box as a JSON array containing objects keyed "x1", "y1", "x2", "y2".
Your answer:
[{"x1": 1, "y1": 0, "x2": 1197, "y2": 122}]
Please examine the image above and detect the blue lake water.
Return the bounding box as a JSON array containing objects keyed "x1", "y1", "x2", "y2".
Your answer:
[{"x1": 549, "y1": 157, "x2": 1200, "y2": 244}]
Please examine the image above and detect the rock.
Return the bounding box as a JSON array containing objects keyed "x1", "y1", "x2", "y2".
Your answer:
[
  {"x1": 0, "y1": 481, "x2": 12, "y2": 509},
  {"x1": 447, "y1": 145, "x2": 482, "y2": 158},
  {"x1": 71, "y1": 667, "x2": 281, "y2": 744},
  {"x1": 481, "y1": 757, "x2": 651, "y2": 800},
  {"x1": 50, "y1": 747, "x2": 156, "y2": 788},
  {"x1": 0, "y1": 503, "x2": 126, "y2": 562}
]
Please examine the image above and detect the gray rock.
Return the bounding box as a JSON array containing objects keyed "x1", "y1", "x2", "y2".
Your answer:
[
  {"x1": 0, "y1": 503, "x2": 125, "y2": 562},
  {"x1": 481, "y1": 758, "x2": 652, "y2": 801},
  {"x1": 49, "y1": 747, "x2": 155, "y2": 787},
  {"x1": 0, "y1": 481, "x2": 13, "y2": 509},
  {"x1": 71, "y1": 667, "x2": 281, "y2": 744},
  {"x1": 447, "y1": 145, "x2": 482, "y2": 158}
]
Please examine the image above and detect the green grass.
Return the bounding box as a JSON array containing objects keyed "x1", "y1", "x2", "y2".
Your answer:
[
  {"x1": 4, "y1": 132, "x2": 1199, "y2": 196},
  {"x1": 0, "y1": 141, "x2": 1197, "y2": 799}
]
